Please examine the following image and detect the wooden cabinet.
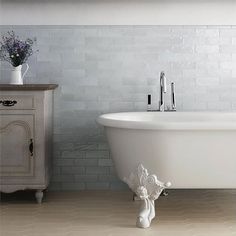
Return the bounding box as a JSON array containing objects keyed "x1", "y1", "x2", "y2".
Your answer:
[{"x1": 0, "y1": 84, "x2": 58, "y2": 203}]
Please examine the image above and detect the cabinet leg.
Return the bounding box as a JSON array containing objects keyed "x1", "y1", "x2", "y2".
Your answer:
[{"x1": 35, "y1": 190, "x2": 44, "y2": 204}]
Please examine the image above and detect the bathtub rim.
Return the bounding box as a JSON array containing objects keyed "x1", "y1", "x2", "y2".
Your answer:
[{"x1": 97, "y1": 111, "x2": 236, "y2": 130}]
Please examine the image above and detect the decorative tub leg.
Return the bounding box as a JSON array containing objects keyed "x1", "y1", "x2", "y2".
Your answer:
[{"x1": 124, "y1": 164, "x2": 171, "y2": 228}]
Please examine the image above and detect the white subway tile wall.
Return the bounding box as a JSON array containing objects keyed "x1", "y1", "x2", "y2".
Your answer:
[{"x1": 1, "y1": 26, "x2": 236, "y2": 190}]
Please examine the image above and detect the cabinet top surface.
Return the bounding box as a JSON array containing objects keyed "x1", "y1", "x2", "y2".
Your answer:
[{"x1": 0, "y1": 84, "x2": 58, "y2": 91}]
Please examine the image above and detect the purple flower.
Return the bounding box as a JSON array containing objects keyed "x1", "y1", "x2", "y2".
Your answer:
[{"x1": 0, "y1": 31, "x2": 37, "y2": 67}]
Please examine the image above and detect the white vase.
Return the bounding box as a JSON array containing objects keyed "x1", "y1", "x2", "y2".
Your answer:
[{"x1": 10, "y1": 63, "x2": 29, "y2": 85}]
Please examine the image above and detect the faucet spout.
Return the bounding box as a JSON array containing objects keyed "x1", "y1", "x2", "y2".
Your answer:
[{"x1": 159, "y1": 71, "x2": 166, "y2": 112}]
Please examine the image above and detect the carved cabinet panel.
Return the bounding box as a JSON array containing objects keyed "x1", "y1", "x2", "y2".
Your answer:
[{"x1": 0, "y1": 115, "x2": 34, "y2": 177}]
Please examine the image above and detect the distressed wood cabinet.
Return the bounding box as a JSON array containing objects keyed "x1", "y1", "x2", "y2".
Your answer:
[{"x1": 0, "y1": 84, "x2": 58, "y2": 203}]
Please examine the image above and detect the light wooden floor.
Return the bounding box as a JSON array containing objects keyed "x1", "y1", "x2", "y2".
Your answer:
[{"x1": 1, "y1": 190, "x2": 236, "y2": 236}]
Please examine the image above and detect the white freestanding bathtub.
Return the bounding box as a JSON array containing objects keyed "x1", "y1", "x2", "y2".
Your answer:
[{"x1": 97, "y1": 112, "x2": 236, "y2": 228}]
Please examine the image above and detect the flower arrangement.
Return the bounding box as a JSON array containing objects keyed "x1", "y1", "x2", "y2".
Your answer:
[{"x1": 0, "y1": 31, "x2": 37, "y2": 67}]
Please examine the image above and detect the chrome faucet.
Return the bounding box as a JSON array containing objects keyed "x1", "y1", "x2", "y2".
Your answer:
[
  {"x1": 147, "y1": 71, "x2": 176, "y2": 112},
  {"x1": 159, "y1": 71, "x2": 167, "y2": 112}
]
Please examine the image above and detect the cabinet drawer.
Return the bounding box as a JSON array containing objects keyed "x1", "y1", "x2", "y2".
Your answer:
[{"x1": 0, "y1": 95, "x2": 35, "y2": 110}]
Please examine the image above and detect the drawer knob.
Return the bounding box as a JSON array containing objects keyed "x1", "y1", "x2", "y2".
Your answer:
[{"x1": 0, "y1": 100, "x2": 17, "y2": 107}]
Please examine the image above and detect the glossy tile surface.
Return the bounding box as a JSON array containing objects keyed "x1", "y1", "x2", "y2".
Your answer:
[{"x1": 1, "y1": 190, "x2": 236, "y2": 236}]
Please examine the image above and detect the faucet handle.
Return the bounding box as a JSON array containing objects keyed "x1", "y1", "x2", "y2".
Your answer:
[{"x1": 171, "y1": 82, "x2": 176, "y2": 111}]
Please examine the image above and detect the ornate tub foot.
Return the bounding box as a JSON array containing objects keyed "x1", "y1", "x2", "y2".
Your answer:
[{"x1": 124, "y1": 164, "x2": 171, "y2": 228}]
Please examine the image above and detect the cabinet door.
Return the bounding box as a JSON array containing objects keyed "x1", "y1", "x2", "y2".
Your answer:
[{"x1": 0, "y1": 114, "x2": 34, "y2": 177}]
